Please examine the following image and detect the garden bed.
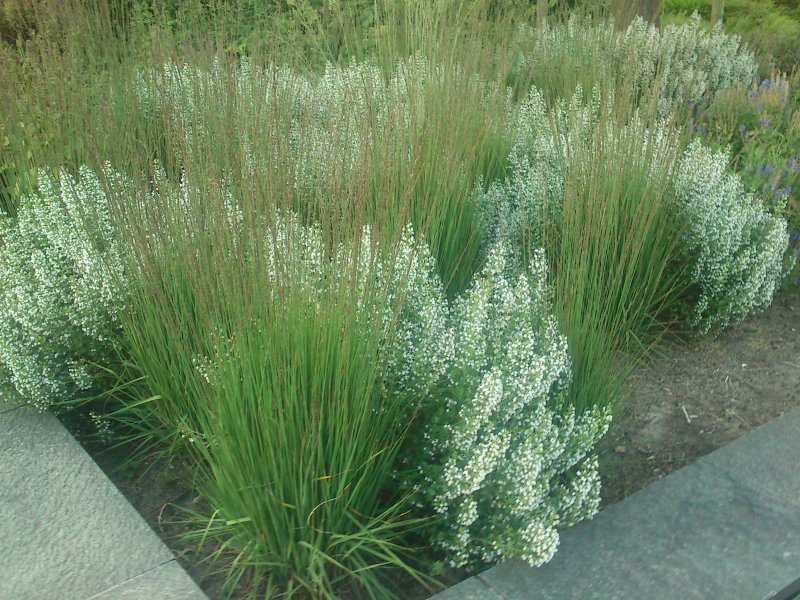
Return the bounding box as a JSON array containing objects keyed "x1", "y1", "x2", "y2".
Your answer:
[
  {"x1": 85, "y1": 282, "x2": 800, "y2": 599},
  {"x1": 3, "y1": 2, "x2": 798, "y2": 596}
]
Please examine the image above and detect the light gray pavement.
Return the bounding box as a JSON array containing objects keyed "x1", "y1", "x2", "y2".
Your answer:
[
  {"x1": 432, "y1": 408, "x2": 800, "y2": 600},
  {"x1": 0, "y1": 400, "x2": 206, "y2": 600}
]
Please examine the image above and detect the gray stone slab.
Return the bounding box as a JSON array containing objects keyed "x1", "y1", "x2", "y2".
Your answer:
[
  {"x1": 89, "y1": 561, "x2": 207, "y2": 599},
  {"x1": 0, "y1": 407, "x2": 202, "y2": 599},
  {"x1": 430, "y1": 573, "x2": 504, "y2": 600},
  {"x1": 480, "y1": 460, "x2": 800, "y2": 600},
  {"x1": 699, "y1": 408, "x2": 800, "y2": 510}
]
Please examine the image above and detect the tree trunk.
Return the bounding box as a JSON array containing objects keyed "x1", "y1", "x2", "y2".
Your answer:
[
  {"x1": 637, "y1": 0, "x2": 662, "y2": 27},
  {"x1": 610, "y1": 0, "x2": 661, "y2": 29},
  {"x1": 710, "y1": 0, "x2": 724, "y2": 26},
  {"x1": 537, "y1": 0, "x2": 548, "y2": 26}
]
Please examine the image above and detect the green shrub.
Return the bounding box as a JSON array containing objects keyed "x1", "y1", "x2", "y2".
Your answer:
[
  {"x1": 672, "y1": 139, "x2": 789, "y2": 333},
  {"x1": 0, "y1": 165, "x2": 128, "y2": 411},
  {"x1": 406, "y1": 241, "x2": 610, "y2": 569},
  {"x1": 515, "y1": 13, "x2": 757, "y2": 117}
]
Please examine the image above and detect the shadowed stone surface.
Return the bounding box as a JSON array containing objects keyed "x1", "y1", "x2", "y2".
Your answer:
[
  {"x1": 0, "y1": 405, "x2": 205, "y2": 599},
  {"x1": 89, "y1": 562, "x2": 206, "y2": 599},
  {"x1": 432, "y1": 409, "x2": 800, "y2": 600},
  {"x1": 699, "y1": 408, "x2": 800, "y2": 510}
]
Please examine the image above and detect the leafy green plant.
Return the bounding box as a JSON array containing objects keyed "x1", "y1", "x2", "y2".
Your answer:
[
  {"x1": 406, "y1": 240, "x2": 610, "y2": 570},
  {"x1": 514, "y1": 12, "x2": 757, "y2": 118},
  {"x1": 672, "y1": 139, "x2": 789, "y2": 333},
  {"x1": 697, "y1": 71, "x2": 800, "y2": 234},
  {"x1": 664, "y1": 0, "x2": 800, "y2": 73}
]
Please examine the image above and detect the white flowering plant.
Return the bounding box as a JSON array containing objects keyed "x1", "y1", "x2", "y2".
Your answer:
[
  {"x1": 404, "y1": 241, "x2": 610, "y2": 569},
  {"x1": 485, "y1": 85, "x2": 789, "y2": 342},
  {"x1": 0, "y1": 165, "x2": 128, "y2": 412},
  {"x1": 672, "y1": 140, "x2": 789, "y2": 334},
  {"x1": 516, "y1": 13, "x2": 757, "y2": 118}
]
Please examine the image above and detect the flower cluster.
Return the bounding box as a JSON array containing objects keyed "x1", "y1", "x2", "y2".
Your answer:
[
  {"x1": 368, "y1": 225, "x2": 454, "y2": 407},
  {"x1": 0, "y1": 165, "x2": 129, "y2": 410},
  {"x1": 408, "y1": 242, "x2": 610, "y2": 569},
  {"x1": 673, "y1": 140, "x2": 789, "y2": 334}
]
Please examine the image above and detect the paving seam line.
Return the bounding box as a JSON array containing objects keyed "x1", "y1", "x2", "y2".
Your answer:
[
  {"x1": 0, "y1": 402, "x2": 24, "y2": 415},
  {"x1": 85, "y1": 557, "x2": 182, "y2": 599}
]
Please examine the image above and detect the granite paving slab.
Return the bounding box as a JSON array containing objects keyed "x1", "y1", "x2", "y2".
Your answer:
[
  {"x1": 0, "y1": 403, "x2": 206, "y2": 600},
  {"x1": 699, "y1": 408, "x2": 800, "y2": 510},
  {"x1": 0, "y1": 396, "x2": 26, "y2": 414}
]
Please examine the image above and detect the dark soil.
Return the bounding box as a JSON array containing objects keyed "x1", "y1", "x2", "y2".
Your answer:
[
  {"x1": 601, "y1": 282, "x2": 800, "y2": 505},
  {"x1": 87, "y1": 283, "x2": 800, "y2": 599}
]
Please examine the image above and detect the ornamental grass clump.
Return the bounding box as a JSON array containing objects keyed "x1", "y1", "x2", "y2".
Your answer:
[
  {"x1": 483, "y1": 86, "x2": 687, "y2": 411},
  {"x1": 672, "y1": 139, "x2": 789, "y2": 334},
  {"x1": 0, "y1": 165, "x2": 128, "y2": 411},
  {"x1": 119, "y1": 174, "x2": 446, "y2": 596},
  {"x1": 135, "y1": 53, "x2": 510, "y2": 297},
  {"x1": 407, "y1": 241, "x2": 610, "y2": 569}
]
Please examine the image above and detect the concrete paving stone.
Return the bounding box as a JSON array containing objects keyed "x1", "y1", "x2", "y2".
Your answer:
[
  {"x1": 429, "y1": 574, "x2": 505, "y2": 600},
  {"x1": 0, "y1": 407, "x2": 202, "y2": 600},
  {"x1": 699, "y1": 408, "x2": 800, "y2": 510},
  {"x1": 479, "y1": 460, "x2": 800, "y2": 600},
  {"x1": 89, "y1": 561, "x2": 207, "y2": 600}
]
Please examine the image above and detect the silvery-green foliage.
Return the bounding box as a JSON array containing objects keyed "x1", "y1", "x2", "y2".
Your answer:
[
  {"x1": 331, "y1": 223, "x2": 453, "y2": 407},
  {"x1": 516, "y1": 13, "x2": 757, "y2": 117},
  {"x1": 413, "y1": 242, "x2": 610, "y2": 569},
  {"x1": 477, "y1": 88, "x2": 562, "y2": 252},
  {"x1": 476, "y1": 88, "x2": 564, "y2": 248},
  {"x1": 0, "y1": 166, "x2": 128, "y2": 411},
  {"x1": 136, "y1": 57, "x2": 510, "y2": 194},
  {"x1": 481, "y1": 86, "x2": 676, "y2": 252},
  {"x1": 672, "y1": 140, "x2": 789, "y2": 334},
  {"x1": 632, "y1": 14, "x2": 758, "y2": 117}
]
